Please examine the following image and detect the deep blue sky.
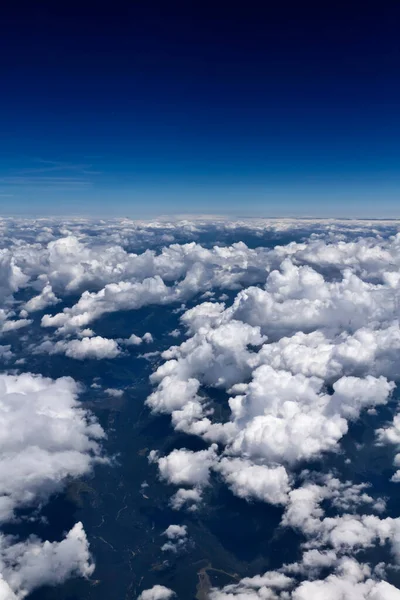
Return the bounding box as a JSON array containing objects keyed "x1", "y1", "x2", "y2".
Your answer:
[{"x1": 1, "y1": 1, "x2": 399, "y2": 217}]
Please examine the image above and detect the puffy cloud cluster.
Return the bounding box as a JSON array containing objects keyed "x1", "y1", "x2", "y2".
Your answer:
[
  {"x1": 208, "y1": 472, "x2": 400, "y2": 598},
  {"x1": 23, "y1": 283, "x2": 60, "y2": 313},
  {"x1": 281, "y1": 477, "x2": 396, "y2": 554},
  {"x1": 147, "y1": 316, "x2": 395, "y2": 469},
  {"x1": 43, "y1": 233, "x2": 400, "y2": 337},
  {"x1": 169, "y1": 488, "x2": 203, "y2": 512},
  {"x1": 209, "y1": 558, "x2": 400, "y2": 599},
  {"x1": 0, "y1": 221, "x2": 270, "y2": 335},
  {"x1": 161, "y1": 525, "x2": 188, "y2": 553},
  {"x1": 227, "y1": 372, "x2": 392, "y2": 465},
  {"x1": 147, "y1": 249, "x2": 400, "y2": 470},
  {"x1": 0, "y1": 372, "x2": 105, "y2": 597},
  {"x1": 215, "y1": 459, "x2": 291, "y2": 506},
  {"x1": 154, "y1": 445, "x2": 218, "y2": 488},
  {"x1": 0, "y1": 216, "x2": 399, "y2": 310},
  {"x1": 123, "y1": 331, "x2": 153, "y2": 346},
  {"x1": 0, "y1": 215, "x2": 397, "y2": 250},
  {"x1": 0, "y1": 309, "x2": 31, "y2": 337},
  {"x1": 0, "y1": 522, "x2": 93, "y2": 600},
  {"x1": 377, "y1": 417, "x2": 400, "y2": 482},
  {"x1": 0, "y1": 373, "x2": 104, "y2": 521},
  {"x1": 162, "y1": 524, "x2": 187, "y2": 540},
  {"x1": 4, "y1": 218, "x2": 400, "y2": 596},
  {"x1": 290, "y1": 569, "x2": 400, "y2": 600},
  {"x1": 142, "y1": 226, "x2": 400, "y2": 596},
  {"x1": 0, "y1": 216, "x2": 398, "y2": 354},
  {"x1": 37, "y1": 335, "x2": 121, "y2": 360}
]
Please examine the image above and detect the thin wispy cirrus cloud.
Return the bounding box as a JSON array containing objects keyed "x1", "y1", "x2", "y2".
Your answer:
[
  {"x1": 0, "y1": 158, "x2": 101, "y2": 197},
  {"x1": 18, "y1": 158, "x2": 101, "y2": 176}
]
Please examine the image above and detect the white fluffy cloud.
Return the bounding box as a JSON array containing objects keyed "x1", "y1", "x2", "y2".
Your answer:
[
  {"x1": 23, "y1": 283, "x2": 60, "y2": 313},
  {"x1": 0, "y1": 522, "x2": 93, "y2": 600},
  {"x1": 125, "y1": 333, "x2": 143, "y2": 345},
  {"x1": 291, "y1": 572, "x2": 400, "y2": 600},
  {"x1": 28, "y1": 222, "x2": 399, "y2": 336},
  {"x1": 137, "y1": 224, "x2": 400, "y2": 596},
  {"x1": 105, "y1": 387, "x2": 124, "y2": 397},
  {"x1": 377, "y1": 416, "x2": 400, "y2": 482},
  {"x1": 169, "y1": 488, "x2": 203, "y2": 511},
  {"x1": 0, "y1": 373, "x2": 104, "y2": 522},
  {"x1": 281, "y1": 478, "x2": 398, "y2": 554},
  {"x1": 162, "y1": 524, "x2": 187, "y2": 540},
  {"x1": 209, "y1": 569, "x2": 294, "y2": 599},
  {"x1": 226, "y1": 371, "x2": 393, "y2": 465},
  {"x1": 0, "y1": 310, "x2": 31, "y2": 336},
  {"x1": 0, "y1": 372, "x2": 104, "y2": 597},
  {"x1": 4, "y1": 218, "x2": 400, "y2": 596},
  {"x1": 210, "y1": 558, "x2": 400, "y2": 599},
  {"x1": 37, "y1": 335, "x2": 121, "y2": 360},
  {"x1": 145, "y1": 243, "x2": 400, "y2": 471},
  {"x1": 155, "y1": 445, "x2": 218, "y2": 488},
  {"x1": 137, "y1": 585, "x2": 176, "y2": 600},
  {"x1": 161, "y1": 524, "x2": 188, "y2": 553},
  {"x1": 122, "y1": 331, "x2": 153, "y2": 346},
  {"x1": 149, "y1": 332, "x2": 394, "y2": 465},
  {"x1": 216, "y1": 458, "x2": 290, "y2": 505}
]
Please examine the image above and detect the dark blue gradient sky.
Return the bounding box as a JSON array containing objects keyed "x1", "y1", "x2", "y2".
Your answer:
[{"x1": 1, "y1": 1, "x2": 399, "y2": 216}]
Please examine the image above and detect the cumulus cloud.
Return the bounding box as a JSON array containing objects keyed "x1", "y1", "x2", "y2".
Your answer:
[
  {"x1": 0, "y1": 249, "x2": 29, "y2": 303},
  {"x1": 210, "y1": 558, "x2": 400, "y2": 599},
  {"x1": 122, "y1": 331, "x2": 153, "y2": 346},
  {"x1": 291, "y1": 569, "x2": 400, "y2": 600},
  {"x1": 0, "y1": 372, "x2": 104, "y2": 522},
  {"x1": 41, "y1": 277, "x2": 171, "y2": 334},
  {"x1": 149, "y1": 337, "x2": 393, "y2": 465},
  {"x1": 377, "y1": 415, "x2": 400, "y2": 482},
  {"x1": 23, "y1": 283, "x2": 60, "y2": 313},
  {"x1": 105, "y1": 388, "x2": 124, "y2": 397},
  {"x1": 37, "y1": 335, "x2": 121, "y2": 359},
  {"x1": 145, "y1": 245, "x2": 399, "y2": 471},
  {"x1": 156, "y1": 445, "x2": 218, "y2": 488},
  {"x1": 216, "y1": 458, "x2": 290, "y2": 505},
  {"x1": 0, "y1": 522, "x2": 93, "y2": 600},
  {"x1": 169, "y1": 488, "x2": 203, "y2": 511},
  {"x1": 136, "y1": 223, "x2": 400, "y2": 596},
  {"x1": 137, "y1": 585, "x2": 176, "y2": 600},
  {"x1": 0, "y1": 372, "x2": 104, "y2": 597},
  {"x1": 162, "y1": 524, "x2": 187, "y2": 540},
  {"x1": 42, "y1": 227, "x2": 396, "y2": 336},
  {"x1": 124, "y1": 333, "x2": 143, "y2": 346},
  {"x1": 0, "y1": 217, "x2": 398, "y2": 319},
  {"x1": 4, "y1": 218, "x2": 400, "y2": 596},
  {"x1": 0, "y1": 310, "x2": 31, "y2": 335},
  {"x1": 281, "y1": 478, "x2": 395, "y2": 553},
  {"x1": 209, "y1": 569, "x2": 294, "y2": 599},
  {"x1": 161, "y1": 524, "x2": 188, "y2": 553},
  {"x1": 227, "y1": 372, "x2": 393, "y2": 465}
]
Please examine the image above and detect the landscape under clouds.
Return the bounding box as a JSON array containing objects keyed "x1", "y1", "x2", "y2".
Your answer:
[{"x1": 1, "y1": 217, "x2": 400, "y2": 599}]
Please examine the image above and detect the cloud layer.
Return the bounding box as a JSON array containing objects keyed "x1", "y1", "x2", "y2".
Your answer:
[{"x1": 2, "y1": 218, "x2": 400, "y2": 597}]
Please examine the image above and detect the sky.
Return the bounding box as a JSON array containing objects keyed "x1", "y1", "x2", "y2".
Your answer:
[{"x1": 0, "y1": 1, "x2": 399, "y2": 218}]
